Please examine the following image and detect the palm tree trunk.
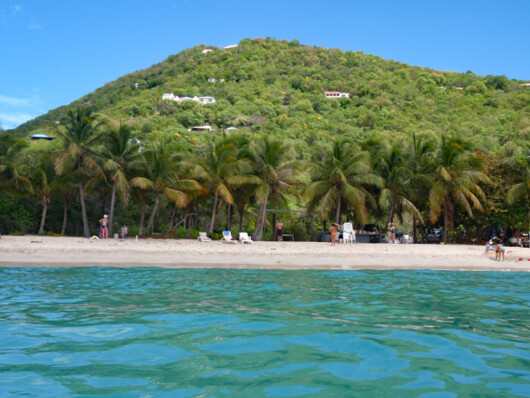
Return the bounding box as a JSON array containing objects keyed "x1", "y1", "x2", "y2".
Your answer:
[
  {"x1": 227, "y1": 204, "x2": 232, "y2": 231},
  {"x1": 412, "y1": 216, "x2": 417, "y2": 244},
  {"x1": 252, "y1": 202, "x2": 265, "y2": 241},
  {"x1": 79, "y1": 183, "x2": 90, "y2": 237},
  {"x1": 187, "y1": 214, "x2": 192, "y2": 238},
  {"x1": 38, "y1": 201, "x2": 48, "y2": 234},
  {"x1": 255, "y1": 194, "x2": 269, "y2": 241},
  {"x1": 442, "y1": 191, "x2": 449, "y2": 243},
  {"x1": 387, "y1": 201, "x2": 395, "y2": 225},
  {"x1": 139, "y1": 199, "x2": 146, "y2": 236},
  {"x1": 108, "y1": 181, "x2": 117, "y2": 237},
  {"x1": 146, "y1": 194, "x2": 160, "y2": 233},
  {"x1": 61, "y1": 198, "x2": 68, "y2": 235},
  {"x1": 169, "y1": 203, "x2": 177, "y2": 231},
  {"x1": 335, "y1": 196, "x2": 342, "y2": 224},
  {"x1": 239, "y1": 206, "x2": 244, "y2": 233},
  {"x1": 208, "y1": 193, "x2": 218, "y2": 234}
]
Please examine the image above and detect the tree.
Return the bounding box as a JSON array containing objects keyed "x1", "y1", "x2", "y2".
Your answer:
[
  {"x1": 375, "y1": 141, "x2": 422, "y2": 225},
  {"x1": 0, "y1": 134, "x2": 32, "y2": 195},
  {"x1": 29, "y1": 153, "x2": 56, "y2": 234},
  {"x1": 132, "y1": 145, "x2": 200, "y2": 233},
  {"x1": 305, "y1": 140, "x2": 382, "y2": 224},
  {"x1": 407, "y1": 133, "x2": 435, "y2": 242},
  {"x1": 250, "y1": 136, "x2": 303, "y2": 241},
  {"x1": 199, "y1": 137, "x2": 257, "y2": 234},
  {"x1": 429, "y1": 135, "x2": 489, "y2": 242},
  {"x1": 100, "y1": 123, "x2": 142, "y2": 236},
  {"x1": 54, "y1": 106, "x2": 104, "y2": 237},
  {"x1": 505, "y1": 144, "x2": 530, "y2": 229}
]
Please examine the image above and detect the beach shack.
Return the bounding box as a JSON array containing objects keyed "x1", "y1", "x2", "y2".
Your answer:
[{"x1": 30, "y1": 134, "x2": 55, "y2": 142}]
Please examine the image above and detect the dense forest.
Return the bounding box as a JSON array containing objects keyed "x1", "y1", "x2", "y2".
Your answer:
[{"x1": 1, "y1": 38, "x2": 529, "y2": 242}]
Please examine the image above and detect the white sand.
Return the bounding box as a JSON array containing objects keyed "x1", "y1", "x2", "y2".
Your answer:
[{"x1": 1, "y1": 235, "x2": 529, "y2": 271}]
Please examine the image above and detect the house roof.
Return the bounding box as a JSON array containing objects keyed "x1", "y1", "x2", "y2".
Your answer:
[
  {"x1": 325, "y1": 91, "x2": 340, "y2": 94},
  {"x1": 30, "y1": 134, "x2": 55, "y2": 141}
]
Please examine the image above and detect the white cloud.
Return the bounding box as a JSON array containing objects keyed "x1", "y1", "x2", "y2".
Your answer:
[
  {"x1": 10, "y1": 5, "x2": 22, "y2": 15},
  {"x1": 0, "y1": 94, "x2": 31, "y2": 107},
  {"x1": 0, "y1": 112, "x2": 35, "y2": 128},
  {"x1": 27, "y1": 18, "x2": 40, "y2": 30}
]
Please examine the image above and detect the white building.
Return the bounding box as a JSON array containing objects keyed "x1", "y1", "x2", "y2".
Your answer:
[
  {"x1": 208, "y1": 77, "x2": 217, "y2": 83},
  {"x1": 325, "y1": 91, "x2": 350, "y2": 99},
  {"x1": 202, "y1": 48, "x2": 213, "y2": 54},
  {"x1": 161, "y1": 94, "x2": 216, "y2": 104},
  {"x1": 188, "y1": 125, "x2": 212, "y2": 132},
  {"x1": 223, "y1": 44, "x2": 238, "y2": 49},
  {"x1": 198, "y1": 96, "x2": 216, "y2": 104}
]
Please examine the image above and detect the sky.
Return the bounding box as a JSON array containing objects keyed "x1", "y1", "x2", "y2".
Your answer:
[{"x1": 1, "y1": 0, "x2": 528, "y2": 130}]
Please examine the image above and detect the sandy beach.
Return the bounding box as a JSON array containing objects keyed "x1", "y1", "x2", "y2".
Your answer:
[{"x1": 0, "y1": 235, "x2": 529, "y2": 271}]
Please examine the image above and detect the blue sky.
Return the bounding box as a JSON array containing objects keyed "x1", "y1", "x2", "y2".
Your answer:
[{"x1": 1, "y1": 0, "x2": 528, "y2": 130}]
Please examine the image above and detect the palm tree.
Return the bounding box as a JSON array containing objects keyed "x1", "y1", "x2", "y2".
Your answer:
[
  {"x1": 132, "y1": 146, "x2": 200, "y2": 233},
  {"x1": 505, "y1": 144, "x2": 530, "y2": 228},
  {"x1": 429, "y1": 135, "x2": 489, "y2": 242},
  {"x1": 50, "y1": 173, "x2": 77, "y2": 235},
  {"x1": 0, "y1": 134, "x2": 32, "y2": 195},
  {"x1": 54, "y1": 106, "x2": 104, "y2": 237},
  {"x1": 305, "y1": 140, "x2": 382, "y2": 225},
  {"x1": 100, "y1": 123, "x2": 142, "y2": 236},
  {"x1": 407, "y1": 133, "x2": 435, "y2": 242},
  {"x1": 29, "y1": 153, "x2": 56, "y2": 234},
  {"x1": 250, "y1": 136, "x2": 303, "y2": 241},
  {"x1": 199, "y1": 138, "x2": 257, "y2": 234},
  {"x1": 376, "y1": 141, "x2": 422, "y2": 225}
]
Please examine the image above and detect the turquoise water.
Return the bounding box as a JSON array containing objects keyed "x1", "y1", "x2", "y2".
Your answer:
[{"x1": 0, "y1": 269, "x2": 529, "y2": 397}]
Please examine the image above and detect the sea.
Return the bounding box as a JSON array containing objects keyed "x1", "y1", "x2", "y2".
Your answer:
[{"x1": 0, "y1": 268, "x2": 529, "y2": 397}]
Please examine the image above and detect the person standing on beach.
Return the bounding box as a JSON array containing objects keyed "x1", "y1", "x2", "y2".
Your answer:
[
  {"x1": 99, "y1": 215, "x2": 109, "y2": 239},
  {"x1": 276, "y1": 219, "x2": 284, "y2": 241},
  {"x1": 387, "y1": 222, "x2": 396, "y2": 243},
  {"x1": 330, "y1": 223, "x2": 338, "y2": 246}
]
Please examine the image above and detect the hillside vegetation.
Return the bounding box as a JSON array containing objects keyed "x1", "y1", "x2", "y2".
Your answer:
[
  {"x1": 12, "y1": 38, "x2": 529, "y2": 155},
  {"x1": 2, "y1": 38, "x2": 528, "y2": 241}
]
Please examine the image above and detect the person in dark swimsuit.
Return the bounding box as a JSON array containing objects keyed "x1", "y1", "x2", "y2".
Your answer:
[{"x1": 276, "y1": 219, "x2": 284, "y2": 241}]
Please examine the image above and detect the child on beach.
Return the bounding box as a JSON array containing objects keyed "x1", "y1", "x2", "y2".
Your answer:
[
  {"x1": 330, "y1": 224, "x2": 338, "y2": 246},
  {"x1": 119, "y1": 224, "x2": 128, "y2": 239},
  {"x1": 495, "y1": 241, "x2": 505, "y2": 261}
]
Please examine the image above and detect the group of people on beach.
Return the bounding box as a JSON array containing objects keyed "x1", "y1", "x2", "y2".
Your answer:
[
  {"x1": 98, "y1": 215, "x2": 128, "y2": 239},
  {"x1": 329, "y1": 223, "x2": 347, "y2": 246},
  {"x1": 485, "y1": 238, "x2": 506, "y2": 261}
]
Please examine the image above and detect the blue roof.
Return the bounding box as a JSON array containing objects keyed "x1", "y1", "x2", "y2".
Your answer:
[{"x1": 30, "y1": 134, "x2": 54, "y2": 140}]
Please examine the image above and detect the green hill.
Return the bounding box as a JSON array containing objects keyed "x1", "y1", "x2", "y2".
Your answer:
[{"x1": 10, "y1": 38, "x2": 530, "y2": 155}]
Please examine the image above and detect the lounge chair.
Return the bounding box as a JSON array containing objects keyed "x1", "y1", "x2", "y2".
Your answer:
[
  {"x1": 342, "y1": 222, "x2": 356, "y2": 243},
  {"x1": 239, "y1": 232, "x2": 253, "y2": 244},
  {"x1": 197, "y1": 232, "x2": 211, "y2": 243},
  {"x1": 222, "y1": 230, "x2": 237, "y2": 243},
  {"x1": 401, "y1": 234, "x2": 412, "y2": 244}
]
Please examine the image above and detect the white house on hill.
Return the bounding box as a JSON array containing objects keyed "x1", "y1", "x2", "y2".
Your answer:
[
  {"x1": 161, "y1": 94, "x2": 216, "y2": 104},
  {"x1": 325, "y1": 91, "x2": 350, "y2": 99},
  {"x1": 188, "y1": 125, "x2": 212, "y2": 132}
]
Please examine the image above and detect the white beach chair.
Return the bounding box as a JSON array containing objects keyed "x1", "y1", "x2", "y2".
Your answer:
[
  {"x1": 239, "y1": 232, "x2": 253, "y2": 244},
  {"x1": 222, "y1": 230, "x2": 237, "y2": 243},
  {"x1": 401, "y1": 234, "x2": 412, "y2": 244},
  {"x1": 197, "y1": 232, "x2": 211, "y2": 243},
  {"x1": 342, "y1": 222, "x2": 356, "y2": 243}
]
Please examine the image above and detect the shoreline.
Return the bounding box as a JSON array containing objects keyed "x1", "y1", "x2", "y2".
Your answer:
[{"x1": 0, "y1": 236, "x2": 529, "y2": 272}]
